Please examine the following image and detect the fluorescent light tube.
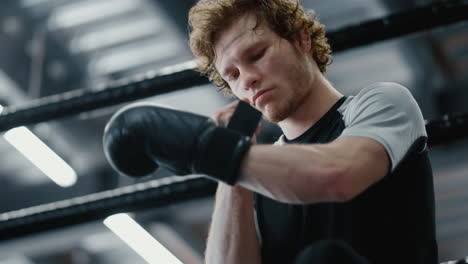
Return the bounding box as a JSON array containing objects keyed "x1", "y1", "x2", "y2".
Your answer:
[
  {"x1": 4, "y1": 126, "x2": 77, "y2": 187},
  {"x1": 104, "y1": 213, "x2": 183, "y2": 264}
]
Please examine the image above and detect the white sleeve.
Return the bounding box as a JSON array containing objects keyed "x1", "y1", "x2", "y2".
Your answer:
[{"x1": 338, "y1": 82, "x2": 427, "y2": 171}]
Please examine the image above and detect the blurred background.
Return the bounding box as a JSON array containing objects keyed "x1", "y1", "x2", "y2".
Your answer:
[{"x1": 0, "y1": 0, "x2": 467, "y2": 263}]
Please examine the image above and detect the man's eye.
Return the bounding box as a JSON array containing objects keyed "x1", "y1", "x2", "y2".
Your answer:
[
  {"x1": 251, "y1": 49, "x2": 266, "y2": 61},
  {"x1": 228, "y1": 72, "x2": 239, "y2": 81}
]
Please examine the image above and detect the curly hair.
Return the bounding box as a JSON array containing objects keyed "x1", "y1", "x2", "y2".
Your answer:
[{"x1": 189, "y1": 0, "x2": 332, "y2": 96}]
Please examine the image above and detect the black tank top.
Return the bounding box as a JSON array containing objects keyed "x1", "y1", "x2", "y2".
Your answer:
[{"x1": 254, "y1": 97, "x2": 438, "y2": 263}]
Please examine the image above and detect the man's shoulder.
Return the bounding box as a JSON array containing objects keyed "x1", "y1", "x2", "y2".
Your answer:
[
  {"x1": 354, "y1": 82, "x2": 412, "y2": 102},
  {"x1": 340, "y1": 82, "x2": 416, "y2": 114},
  {"x1": 338, "y1": 82, "x2": 427, "y2": 171}
]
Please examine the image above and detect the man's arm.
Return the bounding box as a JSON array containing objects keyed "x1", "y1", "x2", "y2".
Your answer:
[
  {"x1": 205, "y1": 102, "x2": 261, "y2": 264},
  {"x1": 238, "y1": 83, "x2": 426, "y2": 204},
  {"x1": 238, "y1": 136, "x2": 390, "y2": 204},
  {"x1": 205, "y1": 184, "x2": 261, "y2": 264}
]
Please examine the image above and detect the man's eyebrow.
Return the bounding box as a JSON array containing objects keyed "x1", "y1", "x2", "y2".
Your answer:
[
  {"x1": 218, "y1": 41, "x2": 264, "y2": 77},
  {"x1": 240, "y1": 41, "x2": 263, "y2": 56}
]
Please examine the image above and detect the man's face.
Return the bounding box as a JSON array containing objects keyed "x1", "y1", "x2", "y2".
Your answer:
[{"x1": 214, "y1": 13, "x2": 315, "y2": 123}]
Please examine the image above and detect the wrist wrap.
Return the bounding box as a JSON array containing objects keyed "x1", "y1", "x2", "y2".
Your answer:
[{"x1": 193, "y1": 126, "x2": 251, "y2": 185}]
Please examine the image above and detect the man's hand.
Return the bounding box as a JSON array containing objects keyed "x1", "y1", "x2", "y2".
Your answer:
[{"x1": 212, "y1": 101, "x2": 261, "y2": 143}]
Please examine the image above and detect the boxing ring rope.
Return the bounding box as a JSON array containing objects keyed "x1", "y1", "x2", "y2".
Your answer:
[
  {"x1": 426, "y1": 113, "x2": 468, "y2": 146},
  {"x1": 0, "y1": 0, "x2": 468, "y2": 247},
  {"x1": 328, "y1": 0, "x2": 468, "y2": 52},
  {"x1": 0, "y1": 176, "x2": 216, "y2": 241},
  {"x1": 0, "y1": 0, "x2": 467, "y2": 132},
  {"x1": 0, "y1": 63, "x2": 207, "y2": 132}
]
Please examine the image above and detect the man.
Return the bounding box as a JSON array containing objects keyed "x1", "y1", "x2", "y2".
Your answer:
[{"x1": 103, "y1": 0, "x2": 438, "y2": 263}]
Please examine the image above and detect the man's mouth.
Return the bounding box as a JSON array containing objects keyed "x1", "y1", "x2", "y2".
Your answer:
[{"x1": 253, "y1": 88, "x2": 273, "y2": 106}]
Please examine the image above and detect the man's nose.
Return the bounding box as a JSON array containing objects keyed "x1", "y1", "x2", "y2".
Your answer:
[
  {"x1": 238, "y1": 71, "x2": 260, "y2": 105},
  {"x1": 241, "y1": 70, "x2": 261, "y2": 91}
]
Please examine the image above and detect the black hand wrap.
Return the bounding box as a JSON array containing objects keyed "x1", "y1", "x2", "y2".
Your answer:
[
  {"x1": 197, "y1": 100, "x2": 261, "y2": 184},
  {"x1": 193, "y1": 125, "x2": 252, "y2": 185}
]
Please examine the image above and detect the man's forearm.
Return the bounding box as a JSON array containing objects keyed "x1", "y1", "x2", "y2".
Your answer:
[
  {"x1": 237, "y1": 143, "x2": 342, "y2": 204},
  {"x1": 205, "y1": 184, "x2": 261, "y2": 264},
  {"x1": 237, "y1": 137, "x2": 388, "y2": 204}
]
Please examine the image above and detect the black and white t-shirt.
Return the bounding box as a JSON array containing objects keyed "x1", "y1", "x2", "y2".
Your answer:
[{"x1": 255, "y1": 82, "x2": 438, "y2": 264}]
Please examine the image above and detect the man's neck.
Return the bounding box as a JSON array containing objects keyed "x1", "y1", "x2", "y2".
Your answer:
[{"x1": 278, "y1": 75, "x2": 343, "y2": 140}]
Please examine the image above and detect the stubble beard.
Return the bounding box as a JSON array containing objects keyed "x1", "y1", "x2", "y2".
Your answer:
[
  {"x1": 263, "y1": 43, "x2": 314, "y2": 124},
  {"x1": 264, "y1": 85, "x2": 311, "y2": 124}
]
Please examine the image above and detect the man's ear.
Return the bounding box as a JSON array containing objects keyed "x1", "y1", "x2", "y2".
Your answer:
[{"x1": 295, "y1": 27, "x2": 312, "y2": 54}]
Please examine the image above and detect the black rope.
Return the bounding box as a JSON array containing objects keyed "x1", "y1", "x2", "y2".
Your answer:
[
  {"x1": 1, "y1": 0, "x2": 468, "y2": 132},
  {"x1": 426, "y1": 112, "x2": 468, "y2": 146},
  {"x1": 0, "y1": 176, "x2": 216, "y2": 241},
  {"x1": 328, "y1": 0, "x2": 468, "y2": 52},
  {"x1": 0, "y1": 63, "x2": 208, "y2": 131}
]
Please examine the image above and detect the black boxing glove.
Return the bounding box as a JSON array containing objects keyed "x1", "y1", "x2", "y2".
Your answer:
[{"x1": 103, "y1": 102, "x2": 253, "y2": 185}]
